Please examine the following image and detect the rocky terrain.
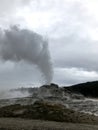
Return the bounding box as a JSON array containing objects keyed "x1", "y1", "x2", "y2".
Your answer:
[
  {"x1": 1, "y1": 83, "x2": 98, "y2": 116},
  {"x1": 0, "y1": 82, "x2": 98, "y2": 129},
  {"x1": 0, "y1": 100, "x2": 98, "y2": 124},
  {"x1": 0, "y1": 100, "x2": 98, "y2": 130}
]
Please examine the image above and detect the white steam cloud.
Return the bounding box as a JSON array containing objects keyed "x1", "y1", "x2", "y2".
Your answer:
[{"x1": 0, "y1": 26, "x2": 53, "y2": 84}]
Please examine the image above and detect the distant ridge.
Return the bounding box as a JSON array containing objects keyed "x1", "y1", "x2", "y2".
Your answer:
[{"x1": 64, "y1": 81, "x2": 98, "y2": 98}]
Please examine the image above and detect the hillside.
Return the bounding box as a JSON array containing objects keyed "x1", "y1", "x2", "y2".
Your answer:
[{"x1": 65, "y1": 81, "x2": 98, "y2": 98}]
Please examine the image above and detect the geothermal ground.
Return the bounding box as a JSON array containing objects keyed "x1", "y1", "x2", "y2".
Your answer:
[
  {"x1": 0, "y1": 83, "x2": 98, "y2": 116},
  {"x1": 0, "y1": 83, "x2": 98, "y2": 129}
]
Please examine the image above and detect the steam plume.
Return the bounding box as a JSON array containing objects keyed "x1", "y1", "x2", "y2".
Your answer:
[{"x1": 0, "y1": 26, "x2": 53, "y2": 84}]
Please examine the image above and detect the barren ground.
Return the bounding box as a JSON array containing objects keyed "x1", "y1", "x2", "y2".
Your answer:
[{"x1": 0, "y1": 118, "x2": 98, "y2": 130}]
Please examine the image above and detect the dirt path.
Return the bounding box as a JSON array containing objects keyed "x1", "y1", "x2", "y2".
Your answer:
[{"x1": 0, "y1": 118, "x2": 98, "y2": 130}]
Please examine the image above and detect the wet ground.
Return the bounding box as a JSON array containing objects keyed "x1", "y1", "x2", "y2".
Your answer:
[{"x1": 0, "y1": 96, "x2": 98, "y2": 116}]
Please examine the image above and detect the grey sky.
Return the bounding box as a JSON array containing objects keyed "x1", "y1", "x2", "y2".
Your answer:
[{"x1": 0, "y1": 0, "x2": 98, "y2": 89}]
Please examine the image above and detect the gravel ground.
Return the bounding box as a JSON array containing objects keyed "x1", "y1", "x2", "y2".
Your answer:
[{"x1": 0, "y1": 118, "x2": 98, "y2": 130}]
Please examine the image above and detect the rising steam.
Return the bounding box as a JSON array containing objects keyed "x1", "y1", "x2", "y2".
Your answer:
[{"x1": 0, "y1": 26, "x2": 53, "y2": 84}]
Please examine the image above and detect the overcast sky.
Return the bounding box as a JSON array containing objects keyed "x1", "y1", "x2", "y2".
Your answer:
[{"x1": 0, "y1": 0, "x2": 98, "y2": 89}]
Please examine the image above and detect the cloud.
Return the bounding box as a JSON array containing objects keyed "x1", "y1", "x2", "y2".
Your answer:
[
  {"x1": 0, "y1": 0, "x2": 31, "y2": 13},
  {"x1": 54, "y1": 67, "x2": 98, "y2": 85},
  {"x1": 50, "y1": 35, "x2": 98, "y2": 71},
  {"x1": 0, "y1": 0, "x2": 31, "y2": 28},
  {"x1": 47, "y1": 0, "x2": 98, "y2": 72},
  {"x1": 0, "y1": 0, "x2": 98, "y2": 87}
]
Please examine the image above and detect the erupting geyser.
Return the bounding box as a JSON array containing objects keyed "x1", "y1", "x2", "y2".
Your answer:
[{"x1": 0, "y1": 25, "x2": 53, "y2": 84}]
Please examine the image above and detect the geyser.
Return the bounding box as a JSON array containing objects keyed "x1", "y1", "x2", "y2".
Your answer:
[{"x1": 0, "y1": 25, "x2": 53, "y2": 84}]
